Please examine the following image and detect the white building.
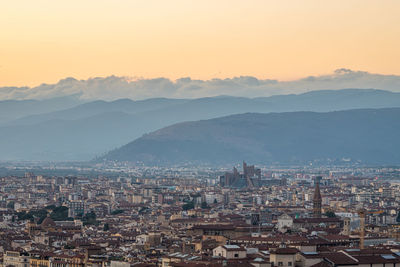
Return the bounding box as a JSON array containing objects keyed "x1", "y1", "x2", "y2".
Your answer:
[
  {"x1": 213, "y1": 245, "x2": 247, "y2": 259},
  {"x1": 270, "y1": 246, "x2": 298, "y2": 267},
  {"x1": 3, "y1": 251, "x2": 30, "y2": 267},
  {"x1": 277, "y1": 214, "x2": 293, "y2": 231}
]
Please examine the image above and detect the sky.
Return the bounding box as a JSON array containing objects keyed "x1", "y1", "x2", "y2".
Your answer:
[{"x1": 1, "y1": 0, "x2": 400, "y2": 88}]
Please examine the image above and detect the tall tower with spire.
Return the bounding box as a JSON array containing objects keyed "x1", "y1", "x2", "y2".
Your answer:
[{"x1": 313, "y1": 176, "x2": 322, "y2": 218}]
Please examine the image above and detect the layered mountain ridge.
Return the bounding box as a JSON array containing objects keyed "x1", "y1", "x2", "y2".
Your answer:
[
  {"x1": 0, "y1": 89, "x2": 399, "y2": 161},
  {"x1": 103, "y1": 108, "x2": 400, "y2": 165}
]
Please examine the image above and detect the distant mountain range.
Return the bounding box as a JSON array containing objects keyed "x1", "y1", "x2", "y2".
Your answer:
[
  {"x1": 103, "y1": 108, "x2": 400, "y2": 165},
  {"x1": 0, "y1": 89, "x2": 400, "y2": 161},
  {"x1": 0, "y1": 96, "x2": 84, "y2": 124}
]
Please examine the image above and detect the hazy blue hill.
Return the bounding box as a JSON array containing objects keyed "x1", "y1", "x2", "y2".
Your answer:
[
  {"x1": 103, "y1": 108, "x2": 400, "y2": 165},
  {"x1": 0, "y1": 111, "x2": 146, "y2": 160},
  {"x1": 6, "y1": 98, "x2": 187, "y2": 126},
  {"x1": 1, "y1": 89, "x2": 400, "y2": 161},
  {"x1": 0, "y1": 96, "x2": 83, "y2": 124},
  {"x1": 255, "y1": 89, "x2": 400, "y2": 111},
  {"x1": 96, "y1": 89, "x2": 400, "y2": 128},
  {"x1": 7, "y1": 89, "x2": 400, "y2": 127}
]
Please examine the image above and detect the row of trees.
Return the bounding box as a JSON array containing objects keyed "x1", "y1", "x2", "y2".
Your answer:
[
  {"x1": 182, "y1": 200, "x2": 213, "y2": 211},
  {"x1": 16, "y1": 205, "x2": 101, "y2": 226},
  {"x1": 16, "y1": 205, "x2": 71, "y2": 223}
]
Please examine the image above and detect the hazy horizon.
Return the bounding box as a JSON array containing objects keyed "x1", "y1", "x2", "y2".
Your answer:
[{"x1": 2, "y1": 68, "x2": 400, "y2": 101}]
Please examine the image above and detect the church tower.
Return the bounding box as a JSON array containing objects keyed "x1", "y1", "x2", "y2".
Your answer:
[{"x1": 313, "y1": 176, "x2": 322, "y2": 218}]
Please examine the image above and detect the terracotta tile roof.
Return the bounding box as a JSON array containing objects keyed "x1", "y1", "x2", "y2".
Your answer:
[
  {"x1": 271, "y1": 247, "x2": 298, "y2": 255},
  {"x1": 324, "y1": 252, "x2": 358, "y2": 265},
  {"x1": 310, "y1": 261, "x2": 331, "y2": 267}
]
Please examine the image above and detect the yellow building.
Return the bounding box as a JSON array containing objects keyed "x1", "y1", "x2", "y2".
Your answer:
[{"x1": 30, "y1": 256, "x2": 50, "y2": 267}]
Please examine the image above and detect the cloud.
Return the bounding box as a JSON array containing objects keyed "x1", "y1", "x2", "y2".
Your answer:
[{"x1": 1, "y1": 69, "x2": 400, "y2": 101}]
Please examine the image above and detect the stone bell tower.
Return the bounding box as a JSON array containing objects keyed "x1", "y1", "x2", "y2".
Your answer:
[{"x1": 313, "y1": 176, "x2": 322, "y2": 218}]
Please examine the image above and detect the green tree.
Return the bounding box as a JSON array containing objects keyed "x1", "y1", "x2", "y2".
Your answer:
[
  {"x1": 82, "y1": 211, "x2": 98, "y2": 226},
  {"x1": 7, "y1": 201, "x2": 15, "y2": 210},
  {"x1": 201, "y1": 202, "x2": 209, "y2": 209},
  {"x1": 111, "y1": 209, "x2": 124, "y2": 215},
  {"x1": 324, "y1": 211, "x2": 336, "y2": 218},
  {"x1": 45, "y1": 205, "x2": 56, "y2": 210},
  {"x1": 139, "y1": 207, "x2": 149, "y2": 214},
  {"x1": 50, "y1": 206, "x2": 70, "y2": 221},
  {"x1": 182, "y1": 201, "x2": 195, "y2": 211},
  {"x1": 17, "y1": 211, "x2": 33, "y2": 221},
  {"x1": 64, "y1": 244, "x2": 75, "y2": 249},
  {"x1": 31, "y1": 209, "x2": 48, "y2": 218}
]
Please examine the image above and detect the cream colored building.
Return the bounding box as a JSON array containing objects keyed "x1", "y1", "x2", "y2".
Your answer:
[
  {"x1": 269, "y1": 247, "x2": 297, "y2": 267},
  {"x1": 212, "y1": 245, "x2": 247, "y2": 259},
  {"x1": 3, "y1": 251, "x2": 30, "y2": 267}
]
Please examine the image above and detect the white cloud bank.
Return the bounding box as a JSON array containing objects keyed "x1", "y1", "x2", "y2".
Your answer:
[{"x1": 1, "y1": 69, "x2": 400, "y2": 101}]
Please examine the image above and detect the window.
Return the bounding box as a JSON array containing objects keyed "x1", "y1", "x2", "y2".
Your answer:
[
  {"x1": 278, "y1": 262, "x2": 283, "y2": 266},
  {"x1": 288, "y1": 262, "x2": 292, "y2": 266},
  {"x1": 234, "y1": 253, "x2": 239, "y2": 258}
]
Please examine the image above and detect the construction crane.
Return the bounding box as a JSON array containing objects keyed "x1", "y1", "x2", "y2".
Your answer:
[{"x1": 358, "y1": 209, "x2": 384, "y2": 249}]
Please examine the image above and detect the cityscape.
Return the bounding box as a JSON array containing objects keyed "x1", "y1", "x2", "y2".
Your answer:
[{"x1": 0, "y1": 162, "x2": 400, "y2": 266}]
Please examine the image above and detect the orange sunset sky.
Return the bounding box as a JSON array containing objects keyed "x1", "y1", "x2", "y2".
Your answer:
[{"x1": 1, "y1": 0, "x2": 399, "y2": 87}]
